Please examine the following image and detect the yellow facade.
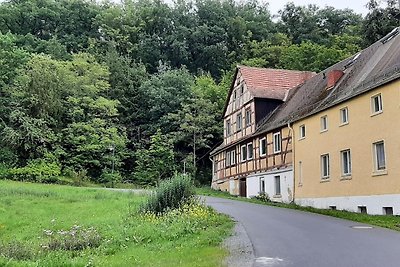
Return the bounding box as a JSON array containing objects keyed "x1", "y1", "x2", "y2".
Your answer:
[{"x1": 294, "y1": 80, "x2": 400, "y2": 198}]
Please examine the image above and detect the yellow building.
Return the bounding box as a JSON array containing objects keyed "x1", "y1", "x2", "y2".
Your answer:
[{"x1": 290, "y1": 28, "x2": 400, "y2": 215}]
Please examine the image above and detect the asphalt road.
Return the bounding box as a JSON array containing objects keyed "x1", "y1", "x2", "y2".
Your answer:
[{"x1": 205, "y1": 196, "x2": 400, "y2": 267}]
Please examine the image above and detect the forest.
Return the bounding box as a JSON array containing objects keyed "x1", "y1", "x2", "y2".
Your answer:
[{"x1": 0, "y1": 0, "x2": 398, "y2": 186}]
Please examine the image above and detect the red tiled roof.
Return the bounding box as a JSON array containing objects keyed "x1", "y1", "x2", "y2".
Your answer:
[{"x1": 239, "y1": 66, "x2": 315, "y2": 100}]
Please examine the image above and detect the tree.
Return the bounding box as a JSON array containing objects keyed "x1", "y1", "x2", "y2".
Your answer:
[{"x1": 134, "y1": 129, "x2": 175, "y2": 185}]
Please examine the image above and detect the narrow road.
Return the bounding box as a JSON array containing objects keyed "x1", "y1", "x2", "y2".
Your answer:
[{"x1": 205, "y1": 196, "x2": 400, "y2": 267}]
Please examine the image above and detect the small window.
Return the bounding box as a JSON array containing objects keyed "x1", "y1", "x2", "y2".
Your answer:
[
  {"x1": 274, "y1": 176, "x2": 281, "y2": 196},
  {"x1": 236, "y1": 113, "x2": 242, "y2": 131},
  {"x1": 259, "y1": 178, "x2": 265, "y2": 193},
  {"x1": 321, "y1": 154, "x2": 330, "y2": 179},
  {"x1": 341, "y1": 149, "x2": 351, "y2": 176},
  {"x1": 247, "y1": 142, "x2": 253, "y2": 160},
  {"x1": 245, "y1": 108, "x2": 252, "y2": 126},
  {"x1": 373, "y1": 141, "x2": 386, "y2": 171},
  {"x1": 240, "y1": 84, "x2": 244, "y2": 95},
  {"x1": 383, "y1": 207, "x2": 393, "y2": 215},
  {"x1": 233, "y1": 90, "x2": 237, "y2": 100},
  {"x1": 358, "y1": 206, "x2": 367, "y2": 214},
  {"x1": 241, "y1": 145, "x2": 247, "y2": 162},
  {"x1": 225, "y1": 151, "x2": 231, "y2": 167},
  {"x1": 340, "y1": 107, "x2": 348, "y2": 124},
  {"x1": 329, "y1": 206, "x2": 337, "y2": 210},
  {"x1": 226, "y1": 119, "x2": 231, "y2": 136},
  {"x1": 259, "y1": 138, "x2": 266, "y2": 156},
  {"x1": 273, "y1": 132, "x2": 281, "y2": 153},
  {"x1": 230, "y1": 150, "x2": 236, "y2": 165},
  {"x1": 299, "y1": 125, "x2": 306, "y2": 139},
  {"x1": 320, "y1": 115, "x2": 328, "y2": 132},
  {"x1": 371, "y1": 94, "x2": 383, "y2": 114}
]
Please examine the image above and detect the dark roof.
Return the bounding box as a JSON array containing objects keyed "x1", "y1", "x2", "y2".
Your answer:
[
  {"x1": 222, "y1": 66, "x2": 315, "y2": 116},
  {"x1": 256, "y1": 27, "x2": 400, "y2": 134}
]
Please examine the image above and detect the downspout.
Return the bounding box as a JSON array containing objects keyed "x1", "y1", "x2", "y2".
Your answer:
[
  {"x1": 209, "y1": 155, "x2": 214, "y2": 189},
  {"x1": 287, "y1": 122, "x2": 295, "y2": 203}
]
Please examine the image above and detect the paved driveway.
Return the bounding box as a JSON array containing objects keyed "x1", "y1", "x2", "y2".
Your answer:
[{"x1": 205, "y1": 196, "x2": 400, "y2": 267}]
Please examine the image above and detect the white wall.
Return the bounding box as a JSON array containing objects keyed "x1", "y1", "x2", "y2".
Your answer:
[
  {"x1": 296, "y1": 194, "x2": 400, "y2": 215},
  {"x1": 247, "y1": 168, "x2": 293, "y2": 203}
]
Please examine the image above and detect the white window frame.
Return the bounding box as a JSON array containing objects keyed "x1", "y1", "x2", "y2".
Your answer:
[
  {"x1": 371, "y1": 93, "x2": 383, "y2": 115},
  {"x1": 320, "y1": 115, "x2": 328, "y2": 132},
  {"x1": 273, "y1": 132, "x2": 281, "y2": 153},
  {"x1": 321, "y1": 154, "x2": 330, "y2": 179},
  {"x1": 299, "y1": 124, "x2": 306, "y2": 139},
  {"x1": 341, "y1": 149, "x2": 352, "y2": 176},
  {"x1": 373, "y1": 141, "x2": 386, "y2": 172},
  {"x1": 245, "y1": 108, "x2": 252, "y2": 126},
  {"x1": 259, "y1": 177, "x2": 265, "y2": 193},
  {"x1": 236, "y1": 113, "x2": 242, "y2": 131},
  {"x1": 340, "y1": 107, "x2": 349, "y2": 125},
  {"x1": 274, "y1": 175, "x2": 281, "y2": 196},
  {"x1": 247, "y1": 142, "x2": 253, "y2": 160},
  {"x1": 241, "y1": 145, "x2": 247, "y2": 162},
  {"x1": 259, "y1": 137, "x2": 266, "y2": 156},
  {"x1": 226, "y1": 119, "x2": 231, "y2": 136},
  {"x1": 225, "y1": 151, "x2": 231, "y2": 167},
  {"x1": 230, "y1": 150, "x2": 236, "y2": 166}
]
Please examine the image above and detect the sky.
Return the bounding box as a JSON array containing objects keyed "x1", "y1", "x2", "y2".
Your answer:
[{"x1": 267, "y1": 0, "x2": 370, "y2": 16}]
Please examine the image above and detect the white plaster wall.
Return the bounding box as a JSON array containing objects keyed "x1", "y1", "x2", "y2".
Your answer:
[
  {"x1": 296, "y1": 194, "x2": 400, "y2": 215},
  {"x1": 247, "y1": 168, "x2": 294, "y2": 203}
]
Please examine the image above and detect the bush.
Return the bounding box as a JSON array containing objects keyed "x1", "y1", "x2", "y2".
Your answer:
[
  {"x1": 0, "y1": 241, "x2": 34, "y2": 260},
  {"x1": 7, "y1": 159, "x2": 61, "y2": 183},
  {"x1": 139, "y1": 174, "x2": 195, "y2": 214}
]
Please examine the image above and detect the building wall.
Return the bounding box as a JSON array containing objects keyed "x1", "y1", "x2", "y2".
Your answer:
[
  {"x1": 293, "y1": 80, "x2": 400, "y2": 214},
  {"x1": 247, "y1": 168, "x2": 293, "y2": 203}
]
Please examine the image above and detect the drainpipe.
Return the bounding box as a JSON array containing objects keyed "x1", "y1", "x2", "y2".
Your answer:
[
  {"x1": 287, "y1": 122, "x2": 295, "y2": 203},
  {"x1": 209, "y1": 155, "x2": 215, "y2": 189}
]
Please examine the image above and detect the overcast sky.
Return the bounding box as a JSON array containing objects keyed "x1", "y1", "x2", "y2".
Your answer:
[{"x1": 267, "y1": 0, "x2": 370, "y2": 16}]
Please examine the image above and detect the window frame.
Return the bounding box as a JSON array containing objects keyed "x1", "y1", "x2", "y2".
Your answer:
[
  {"x1": 230, "y1": 150, "x2": 236, "y2": 166},
  {"x1": 236, "y1": 113, "x2": 242, "y2": 132},
  {"x1": 245, "y1": 108, "x2": 252, "y2": 127},
  {"x1": 259, "y1": 177, "x2": 265, "y2": 194},
  {"x1": 320, "y1": 115, "x2": 328, "y2": 132},
  {"x1": 340, "y1": 107, "x2": 349, "y2": 125},
  {"x1": 274, "y1": 175, "x2": 281, "y2": 196},
  {"x1": 340, "y1": 149, "x2": 352, "y2": 176},
  {"x1": 373, "y1": 141, "x2": 386, "y2": 172},
  {"x1": 247, "y1": 142, "x2": 253, "y2": 160},
  {"x1": 371, "y1": 93, "x2": 383, "y2": 115},
  {"x1": 259, "y1": 137, "x2": 267, "y2": 157},
  {"x1": 226, "y1": 119, "x2": 231, "y2": 136},
  {"x1": 241, "y1": 145, "x2": 247, "y2": 162},
  {"x1": 273, "y1": 132, "x2": 281, "y2": 153},
  {"x1": 299, "y1": 124, "x2": 306, "y2": 139},
  {"x1": 321, "y1": 153, "x2": 330, "y2": 179},
  {"x1": 225, "y1": 151, "x2": 231, "y2": 167}
]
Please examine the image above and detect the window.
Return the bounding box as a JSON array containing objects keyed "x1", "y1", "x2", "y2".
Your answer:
[
  {"x1": 245, "y1": 108, "x2": 252, "y2": 126},
  {"x1": 225, "y1": 151, "x2": 231, "y2": 167},
  {"x1": 241, "y1": 145, "x2": 247, "y2": 162},
  {"x1": 320, "y1": 115, "x2": 328, "y2": 132},
  {"x1": 340, "y1": 107, "x2": 348, "y2": 124},
  {"x1": 273, "y1": 132, "x2": 281, "y2": 153},
  {"x1": 373, "y1": 141, "x2": 386, "y2": 171},
  {"x1": 259, "y1": 138, "x2": 266, "y2": 156},
  {"x1": 274, "y1": 176, "x2": 281, "y2": 196},
  {"x1": 299, "y1": 125, "x2": 306, "y2": 139},
  {"x1": 247, "y1": 142, "x2": 253, "y2": 159},
  {"x1": 329, "y1": 206, "x2": 337, "y2": 210},
  {"x1": 233, "y1": 90, "x2": 237, "y2": 100},
  {"x1": 371, "y1": 94, "x2": 383, "y2": 114},
  {"x1": 341, "y1": 149, "x2": 352, "y2": 176},
  {"x1": 236, "y1": 113, "x2": 242, "y2": 131},
  {"x1": 240, "y1": 84, "x2": 244, "y2": 95},
  {"x1": 230, "y1": 150, "x2": 236, "y2": 166},
  {"x1": 358, "y1": 206, "x2": 367, "y2": 214},
  {"x1": 383, "y1": 207, "x2": 393, "y2": 215},
  {"x1": 226, "y1": 119, "x2": 231, "y2": 136},
  {"x1": 321, "y1": 154, "x2": 330, "y2": 179},
  {"x1": 259, "y1": 178, "x2": 265, "y2": 193}
]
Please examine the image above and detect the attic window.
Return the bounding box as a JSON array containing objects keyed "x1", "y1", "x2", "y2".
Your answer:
[{"x1": 240, "y1": 84, "x2": 244, "y2": 95}]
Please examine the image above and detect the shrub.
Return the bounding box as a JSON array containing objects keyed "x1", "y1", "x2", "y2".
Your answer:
[
  {"x1": 0, "y1": 241, "x2": 34, "y2": 260},
  {"x1": 7, "y1": 159, "x2": 61, "y2": 183},
  {"x1": 255, "y1": 192, "x2": 270, "y2": 202},
  {"x1": 139, "y1": 174, "x2": 195, "y2": 214}
]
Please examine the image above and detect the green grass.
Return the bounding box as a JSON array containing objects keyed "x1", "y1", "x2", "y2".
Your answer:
[
  {"x1": 0, "y1": 180, "x2": 233, "y2": 266},
  {"x1": 197, "y1": 187, "x2": 400, "y2": 231}
]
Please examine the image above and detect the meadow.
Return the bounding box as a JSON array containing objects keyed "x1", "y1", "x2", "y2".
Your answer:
[{"x1": 0, "y1": 181, "x2": 233, "y2": 266}]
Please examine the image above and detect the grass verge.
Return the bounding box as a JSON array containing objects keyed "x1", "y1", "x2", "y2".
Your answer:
[
  {"x1": 197, "y1": 187, "x2": 400, "y2": 231},
  {"x1": 0, "y1": 180, "x2": 233, "y2": 266}
]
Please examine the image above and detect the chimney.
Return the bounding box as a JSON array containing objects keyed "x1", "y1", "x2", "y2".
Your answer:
[{"x1": 326, "y1": 70, "x2": 344, "y2": 90}]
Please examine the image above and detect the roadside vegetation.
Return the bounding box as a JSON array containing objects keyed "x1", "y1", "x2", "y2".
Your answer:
[
  {"x1": 198, "y1": 187, "x2": 400, "y2": 231},
  {"x1": 0, "y1": 179, "x2": 233, "y2": 266}
]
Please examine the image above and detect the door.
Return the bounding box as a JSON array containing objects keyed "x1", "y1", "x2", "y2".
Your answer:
[{"x1": 239, "y1": 178, "x2": 247, "y2": 197}]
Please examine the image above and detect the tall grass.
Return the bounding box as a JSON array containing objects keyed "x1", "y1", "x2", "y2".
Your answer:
[{"x1": 140, "y1": 174, "x2": 195, "y2": 214}]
